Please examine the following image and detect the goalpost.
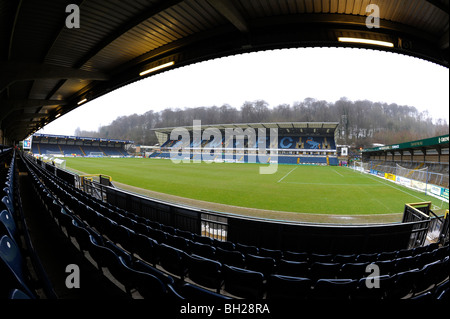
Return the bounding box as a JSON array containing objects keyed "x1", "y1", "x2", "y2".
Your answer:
[
  {"x1": 395, "y1": 163, "x2": 429, "y2": 183},
  {"x1": 353, "y1": 161, "x2": 365, "y2": 173},
  {"x1": 88, "y1": 152, "x2": 104, "y2": 157}
]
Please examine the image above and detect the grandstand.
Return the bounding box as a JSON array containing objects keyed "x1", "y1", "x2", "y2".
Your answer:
[
  {"x1": 150, "y1": 122, "x2": 340, "y2": 166},
  {"x1": 361, "y1": 134, "x2": 449, "y2": 193},
  {"x1": 30, "y1": 133, "x2": 133, "y2": 158}
]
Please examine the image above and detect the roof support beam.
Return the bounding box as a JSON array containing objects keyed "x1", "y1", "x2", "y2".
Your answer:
[
  {"x1": 0, "y1": 63, "x2": 109, "y2": 92},
  {"x1": 206, "y1": 0, "x2": 249, "y2": 33}
]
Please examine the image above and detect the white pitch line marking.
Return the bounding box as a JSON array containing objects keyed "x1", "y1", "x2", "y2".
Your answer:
[
  {"x1": 332, "y1": 169, "x2": 344, "y2": 177},
  {"x1": 277, "y1": 166, "x2": 298, "y2": 183}
]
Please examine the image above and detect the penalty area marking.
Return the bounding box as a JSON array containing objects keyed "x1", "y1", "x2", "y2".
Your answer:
[
  {"x1": 277, "y1": 166, "x2": 298, "y2": 183},
  {"x1": 332, "y1": 169, "x2": 344, "y2": 177}
]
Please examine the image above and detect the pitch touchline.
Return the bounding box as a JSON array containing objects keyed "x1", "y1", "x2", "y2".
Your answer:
[
  {"x1": 365, "y1": 173, "x2": 434, "y2": 203},
  {"x1": 277, "y1": 166, "x2": 298, "y2": 183},
  {"x1": 282, "y1": 181, "x2": 383, "y2": 186}
]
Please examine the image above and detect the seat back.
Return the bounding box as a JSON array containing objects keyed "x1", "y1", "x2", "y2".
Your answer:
[
  {"x1": 267, "y1": 274, "x2": 312, "y2": 299},
  {"x1": 222, "y1": 264, "x2": 265, "y2": 299},
  {"x1": 0, "y1": 235, "x2": 36, "y2": 298},
  {"x1": 186, "y1": 254, "x2": 222, "y2": 292}
]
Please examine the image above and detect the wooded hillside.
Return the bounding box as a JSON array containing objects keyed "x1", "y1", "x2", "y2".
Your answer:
[{"x1": 75, "y1": 97, "x2": 448, "y2": 148}]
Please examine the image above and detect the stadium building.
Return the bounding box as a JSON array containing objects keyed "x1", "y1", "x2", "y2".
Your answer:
[
  {"x1": 28, "y1": 133, "x2": 133, "y2": 157},
  {"x1": 151, "y1": 122, "x2": 341, "y2": 166}
]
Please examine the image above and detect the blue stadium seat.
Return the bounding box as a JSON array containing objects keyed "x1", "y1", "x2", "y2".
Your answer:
[
  {"x1": 132, "y1": 259, "x2": 174, "y2": 286},
  {"x1": 132, "y1": 233, "x2": 160, "y2": 266},
  {"x1": 283, "y1": 250, "x2": 309, "y2": 262},
  {"x1": 222, "y1": 264, "x2": 265, "y2": 299},
  {"x1": 173, "y1": 283, "x2": 232, "y2": 300},
  {"x1": 117, "y1": 256, "x2": 168, "y2": 298},
  {"x1": 0, "y1": 235, "x2": 36, "y2": 299},
  {"x1": 215, "y1": 247, "x2": 245, "y2": 268},
  {"x1": 190, "y1": 241, "x2": 216, "y2": 260},
  {"x1": 186, "y1": 254, "x2": 223, "y2": 293},
  {"x1": 309, "y1": 262, "x2": 341, "y2": 280},
  {"x1": 338, "y1": 262, "x2": 370, "y2": 280},
  {"x1": 266, "y1": 274, "x2": 312, "y2": 299},
  {"x1": 312, "y1": 278, "x2": 357, "y2": 300},
  {"x1": 387, "y1": 269, "x2": 421, "y2": 299},
  {"x1": 0, "y1": 209, "x2": 17, "y2": 240},
  {"x1": 245, "y1": 254, "x2": 275, "y2": 277},
  {"x1": 158, "y1": 244, "x2": 188, "y2": 280},
  {"x1": 275, "y1": 259, "x2": 309, "y2": 278}
]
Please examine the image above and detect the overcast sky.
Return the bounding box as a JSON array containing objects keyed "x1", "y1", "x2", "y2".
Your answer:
[{"x1": 38, "y1": 47, "x2": 449, "y2": 137}]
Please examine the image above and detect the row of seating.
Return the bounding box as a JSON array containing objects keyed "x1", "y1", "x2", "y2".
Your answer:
[
  {"x1": 1, "y1": 151, "x2": 51, "y2": 299},
  {"x1": 22, "y1": 152, "x2": 449, "y2": 300},
  {"x1": 23, "y1": 151, "x2": 233, "y2": 299}
]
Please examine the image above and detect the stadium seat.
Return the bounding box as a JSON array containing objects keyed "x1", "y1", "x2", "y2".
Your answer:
[
  {"x1": 222, "y1": 265, "x2": 265, "y2": 299},
  {"x1": 245, "y1": 254, "x2": 276, "y2": 277},
  {"x1": 312, "y1": 278, "x2": 357, "y2": 300},
  {"x1": 8, "y1": 288, "x2": 33, "y2": 299},
  {"x1": 353, "y1": 275, "x2": 394, "y2": 300},
  {"x1": 186, "y1": 254, "x2": 223, "y2": 292},
  {"x1": 235, "y1": 243, "x2": 259, "y2": 256},
  {"x1": 415, "y1": 251, "x2": 437, "y2": 269},
  {"x1": 0, "y1": 235, "x2": 36, "y2": 299},
  {"x1": 176, "y1": 229, "x2": 195, "y2": 241},
  {"x1": 132, "y1": 233, "x2": 160, "y2": 266},
  {"x1": 132, "y1": 259, "x2": 175, "y2": 286},
  {"x1": 213, "y1": 239, "x2": 235, "y2": 251},
  {"x1": 355, "y1": 253, "x2": 378, "y2": 263},
  {"x1": 166, "y1": 234, "x2": 191, "y2": 253},
  {"x1": 215, "y1": 247, "x2": 245, "y2": 268},
  {"x1": 376, "y1": 251, "x2": 397, "y2": 261},
  {"x1": 0, "y1": 209, "x2": 17, "y2": 240},
  {"x1": 376, "y1": 259, "x2": 396, "y2": 276},
  {"x1": 394, "y1": 256, "x2": 416, "y2": 273},
  {"x1": 275, "y1": 259, "x2": 309, "y2": 278},
  {"x1": 190, "y1": 241, "x2": 216, "y2": 260},
  {"x1": 414, "y1": 259, "x2": 449, "y2": 294},
  {"x1": 1, "y1": 196, "x2": 14, "y2": 214},
  {"x1": 266, "y1": 274, "x2": 312, "y2": 299},
  {"x1": 67, "y1": 218, "x2": 94, "y2": 252},
  {"x1": 309, "y1": 262, "x2": 341, "y2": 280},
  {"x1": 333, "y1": 254, "x2": 357, "y2": 264},
  {"x1": 338, "y1": 262, "x2": 370, "y2": 280},
  {"x1": 117, "y1": 256, "x2": 167, "y2": 298},
  {"x1": 173, "y1": 283, "x2": 232, "y2": 300},
  {"x1": 259, "y1": 247, "x2": 283, "y2": 261},
  {"x1": 282, "y1": 251, "x2": 309, "y2": 262},
  {"x1": 309, "y1": 253, "x2": 333, "y2": 263},
  {"x1": 387, "y1": 269, "x2": 421, "y2": 299},
  {"x1": 193, "y1": 234, "x2": 214, "y2": 246},
  {"x1": 158, "y1": 244, "x2": 189, "y2": 280}
]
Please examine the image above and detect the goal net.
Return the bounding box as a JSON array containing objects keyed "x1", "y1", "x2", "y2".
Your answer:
[
  {"x1": 353, "y1": 161, "x2": 366, "y2": 173},
  {"x1": 395, "y1": 164, "x2": 428, "y2": 183},
  {"x1": 88, "y1": 152, "x2": 104, "y2": 157}
]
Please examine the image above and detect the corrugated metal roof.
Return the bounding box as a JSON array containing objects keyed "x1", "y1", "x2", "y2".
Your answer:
[{"x1": 1, "y1": 0, "x2": 448, "y2": 141}]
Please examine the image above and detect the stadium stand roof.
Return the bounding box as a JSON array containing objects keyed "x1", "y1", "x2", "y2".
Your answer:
[
  {"x1": 362, "y1": 134, "x2": 449, "y2": 155},
  {"x1": 1, "y1": 0, "x2": 448, "y2": 143},
  {"x1": 32, "y1": 133, "x2": 134, "y2": 145}
]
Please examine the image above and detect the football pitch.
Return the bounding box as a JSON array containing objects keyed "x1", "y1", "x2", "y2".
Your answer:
[{"x1": 63, "y1": 157, "x2": 449, "y2": 222}]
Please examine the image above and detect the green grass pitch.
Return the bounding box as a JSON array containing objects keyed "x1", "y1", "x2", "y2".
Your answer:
[{"x1": 63, "y1": 157, "x2": 449, "y2": 216}]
